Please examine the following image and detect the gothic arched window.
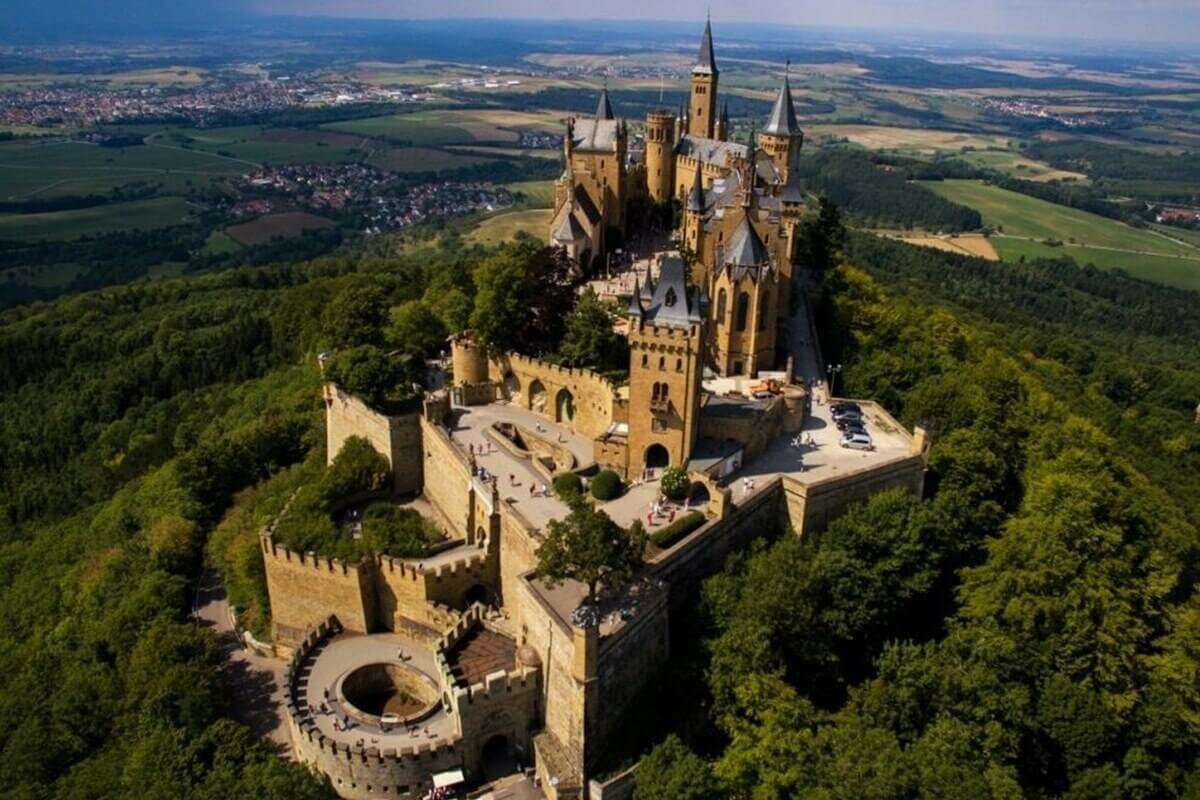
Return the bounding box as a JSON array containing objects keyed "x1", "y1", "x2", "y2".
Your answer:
[
  {"x1": 716, "y1": 289, "x2": 727, "y2": 323},
  {"x1": 736, "y1": 292, "x2": 750, "y2": 332}
]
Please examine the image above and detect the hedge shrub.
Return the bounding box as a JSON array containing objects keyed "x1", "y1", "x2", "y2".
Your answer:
[
  {"x1": 590, "y1": 469, "x2": 623, "y2": 501},
  {"x1": 649, "y1": 511, "x2": 706, "y2": 548},
  {"x1": 553, "y1": 472, "x2": 583, "y2": 499}
]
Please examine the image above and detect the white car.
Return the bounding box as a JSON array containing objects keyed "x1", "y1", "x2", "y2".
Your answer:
[
  {"x1": 379, "y1": 713, "x2": 401, "y2": 727},
  {"x1": 840, "y1": 431, "x2": 874, "y2": 451}
]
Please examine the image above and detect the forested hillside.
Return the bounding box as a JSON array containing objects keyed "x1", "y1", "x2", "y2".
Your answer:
[{"x1": 631, "y1": 237, "x2": 1200, "y2": 799}]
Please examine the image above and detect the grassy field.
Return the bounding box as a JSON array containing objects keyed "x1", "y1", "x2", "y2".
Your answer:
[
  {"x1": 467, "y1": 208, "x2": 551, "y2": 246},
  {"x1": 993, "y1": 237, "x2": 1200, "y2": 292},
  {"x1": 0, "y1": 139, "x2": 245, "y2": 199},
  {"x1": 925, "y1": 180, "x2": 1200, "y2": 291},
  {"x1": 325, "y1": 109, "x2": 563, "y2": 146},
  {"x1": 925, "y1": 180, "x2": 1198, "y2": 255},
  {"x1": 0, "y1": 262, "x2": 85, "y2": 289},
  {"x1": 201, "y1": 230, "x2": 243, "y2": 255},
  {"x1": 805, "y1": 125, "x2": 1011, "y2": 154},
  {"x1": 0, "y1": 196, "x2": 194, "y2": 241},
  {"x1": 225, "y1": 212, "x2": 335, "y2": 246},
  {"x1": 955, "y1": 149, "x2": 1088, "y2": 182},
  {"x1": 887, "y1": 233, "x2": 1000, "y2": 260},
  {"x1": 504, "y1": 180, "x2": 555, "y2": 208}
]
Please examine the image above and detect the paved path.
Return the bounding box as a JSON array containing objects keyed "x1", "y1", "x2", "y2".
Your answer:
[{"x1": 193, "y1": 570, "x2": 292, "y2": 755}]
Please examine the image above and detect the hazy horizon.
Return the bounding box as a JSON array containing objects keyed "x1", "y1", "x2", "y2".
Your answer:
[{"x1": 5, "y1": 0, "x2": 1200, "y2": 46}]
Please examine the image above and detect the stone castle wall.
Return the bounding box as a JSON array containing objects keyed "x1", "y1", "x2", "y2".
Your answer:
[
  {"x1": 489, "y1": 353, "x2": 616, "y2": 439},
  {"x1": 324, "y1": 383, "x2": 423, "y2": 495},
  {"x1": 419, "y1": 416, "x2": 474, "y2": 538},
  {"x1": 782, "y1": 454, "x2": 925, "y2": 537},
  {"x1": 262, "y1": 536, "x2": 375, "y2": 647},
  {"x1": 284, "y1": 618, "x2": 465, "y2": 800}
]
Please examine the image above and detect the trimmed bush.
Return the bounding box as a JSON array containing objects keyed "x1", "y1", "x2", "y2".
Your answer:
[
  {"x1": 590, "y1": 469, "x2": 623, "y2": 501},
  {"x1": 660, "y1": 467, "x2": 690, "y2": 501},
  {"x1": 649, "y1": 511, "x2": 706, "y2": 549},
  {"x1": 553, "y1": 472, "x2": 583, "y2": 499}
]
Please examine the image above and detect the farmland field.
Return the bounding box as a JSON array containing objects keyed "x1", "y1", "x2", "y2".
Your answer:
[
  {"x1": 924, "y1": 180, "x2": 1200, "y2": 290},
  {"x1": 955, "y1": 149, "x2": 1088, "y2": 182},
  {"x1": 0, "y1": 139, "x2": 245, "y2": 199},
  {"x1": 225, "y1": 212, "x2": 336, "y2": 246},
  {"x1": 805, "y1": 125, "x2": 1011, "y2": 153},
  {"x1": 925, "y1": 180, "x2": 1199, "y2": 255},
  {"x1": 467, "y1": 208, "x2": 551, "y2": 246},
  {"x1": 891, "y1": 233, "x2": 1000, "y2": 260},
  {"x1": 504, "y1": 180, "x2": 555, "y2": 208},
  {"x1": 367, "y1": 146, "x2": 492, "y2": 173},
  {"x1": 0, "y1": 196, "x2": 194, "y2": 241},
  {"x1": 325, "y1": 109, "x2": 563, "y2": 145},
  {"x1": 992, "y1": 237, "x2": 1200, "y2": 292}
]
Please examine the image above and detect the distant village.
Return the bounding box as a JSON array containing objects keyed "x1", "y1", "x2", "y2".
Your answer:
[{"x1": 230, "y1": 162, "x2": 514, "y2": 234}]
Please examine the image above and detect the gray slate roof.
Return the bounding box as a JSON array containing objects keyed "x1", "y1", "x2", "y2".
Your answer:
[
  {"x1": 694, "y1": 19, "x2": 718, "y2": 75},
  {"x1": 643, "y1": 256, "x2": 702, "y2": 328},
  {"x1": 687, "y1": 167, "x2": 706, "y2": 212},
  {"x1": 763, "y1": 74, "x2": 801, "y2": 137},
  {"x1": 676, "y1": 134, "x2": 748, "y2": 167},
  {"x1": 552, "y1": 211, "x2": 587, "y2": 243},
  {"x1": 596, "y1": 87, "x2": 614, "y2": 120},
  {"x1": 725, "y1": 214, "x2": 771, "y2": 268},
  {"x1": 572, "y1": 118, "x2": 619, "y2": 153}
]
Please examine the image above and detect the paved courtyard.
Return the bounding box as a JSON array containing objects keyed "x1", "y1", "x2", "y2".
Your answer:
[{"x1": 301, "y1": 633, "x2": 457, "y2": 747}]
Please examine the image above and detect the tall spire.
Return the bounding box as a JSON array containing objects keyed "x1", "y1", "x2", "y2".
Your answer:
[
  {"x1": 687, "y1": 166, "x2": 705, "y2": 213},
  {"x1": 596, "y1": 77, "x2": 614, "y2": 120},
  {"x1": 694, "y1": 15, "x2": 717, "y2": 75},
  {"x1": 763, "y1": 61, "x2": 800, "y2": 137}
]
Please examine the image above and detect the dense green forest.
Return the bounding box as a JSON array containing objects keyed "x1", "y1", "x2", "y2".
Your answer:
[
  {"x1": 2, "y1": 182, "x2": 1198, "y2": 799},
  {"x1": 630, "y1": 235, "x2": 1200, "y2": 799},
  {"x1": 794, "y1": 148, "x2": 984, "y2": 231}
]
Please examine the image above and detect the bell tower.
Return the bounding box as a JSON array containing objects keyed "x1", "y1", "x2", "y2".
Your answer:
[{"x1": 688, "y1": 17, "x2": 719, "y2": 139}]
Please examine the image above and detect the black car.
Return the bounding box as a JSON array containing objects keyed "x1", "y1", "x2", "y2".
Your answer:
[
  {"x1": 837, "y1": 418, "x2": 867, "y2": 433},
  {"x1": 831, "y1": 402, "x2": 861, "y2": 414},
  {"x1": 833, "y1": 410, "x2": 864, "y2": 426}
]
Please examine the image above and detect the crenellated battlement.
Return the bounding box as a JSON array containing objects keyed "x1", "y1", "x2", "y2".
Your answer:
[
  {"x1": 498, "y1": 351, "x2": 619, "y2": 394},
  {"x1": 262, "y1": 529, "x2": 365, "y2": 576}
]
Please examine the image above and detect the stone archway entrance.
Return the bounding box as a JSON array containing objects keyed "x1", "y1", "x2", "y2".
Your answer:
[
  {"x1": 528, "y1": 380, "x2": 547, "y2": 414},
  {"x1": 480, "y1": 734, "x2": 518, "y2": 782},
  {"x1": 503, "y1": 372, "x2": 520, "y2": 402},
  {"x1": 464, "y1": 583, "x2": 489, "y2": 608},
  {"x1": 555, "y1": 388, "x2": 575, "y2": 423},
  {"x1": 644, "y1": 443, "x2": 669, "y2": 470}
]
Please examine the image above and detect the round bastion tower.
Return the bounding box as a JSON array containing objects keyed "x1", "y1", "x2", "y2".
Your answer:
[
  {"x1": 450, "y1": 333, "x2": 488, "y2": 386},
  {"x1": 644, "y1": 109, "x2": 676, "y2": 204}
]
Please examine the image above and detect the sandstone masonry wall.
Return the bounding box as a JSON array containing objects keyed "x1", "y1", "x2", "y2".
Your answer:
[
  {"x1": 419, "y1": 416, "x2": 473, "y2": 538},
  {"x1": 324, "y1": 383, "x2": 422, "y2": 495},
  {"x1": 489, "y1": 353, "x2": 616, "y2": 439},
  {"x1": 262, "y1": 535, "x2": 374, "y2": 646}
]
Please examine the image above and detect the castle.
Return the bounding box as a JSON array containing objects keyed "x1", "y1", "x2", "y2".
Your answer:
[
  {"x1": 260, "y1": 22, "x2": 930, "y2": 800},
  {"x1": 551, "y1": 18, "x2": 808, "y2": 377}
]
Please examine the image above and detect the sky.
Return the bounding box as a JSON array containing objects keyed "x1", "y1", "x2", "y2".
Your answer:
[
  {"x1": 8, "y1": 0, "x2": 1200, "y2": 45},
  {"x1": 246, "y1": 0, "x2": 1200, "y2": 44}
]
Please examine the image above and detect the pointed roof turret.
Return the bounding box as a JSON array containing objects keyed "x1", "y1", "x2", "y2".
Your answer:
[
  {"x1": 763, "y1": 62, "x2": 801, "y2": 137},
  {"x1": 596, "y1": 78, "x2": 615, "y2": 120},
  {"x1": 687, "y1": 167, "x2": 706, "y2": 213},
  {"x1": 720, "y1": 102, "x2": 730, "y2": 128},
  {"x1": 694, "y1": 16, "x2": 718, "y2": 76},
  {"x1": 628, "y1": 277, "x2": 644, "y2": 317},
  {"x1": 726, "y1": 214, "x2": 771, "y2": 270}
]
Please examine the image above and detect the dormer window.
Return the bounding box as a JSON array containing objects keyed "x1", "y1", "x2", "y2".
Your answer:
[{"x1": 664, "y1": 287, "x2": 678, "y2": 308}]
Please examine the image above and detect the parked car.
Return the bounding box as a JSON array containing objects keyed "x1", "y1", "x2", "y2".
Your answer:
[
  {"x1": 836, "y1": 415, "x2": 866, "y2": 431},
  {"x1": 839, "y1": 421, "x2": 868, "y2": 436},
  {"x1": 380, "y1": 713, "x2": 401, "y2": 727},
  {"x1": 840, "y1": 431, "x2": 874, "y2": 450},
  {"x1": 831, "y1": 402, "x2": 861, "y2": 414}
]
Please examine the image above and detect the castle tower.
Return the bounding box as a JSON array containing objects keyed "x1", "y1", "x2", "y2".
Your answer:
[
  {"x1": 688, "y1": 18, "x2": 719, "y2": 139},
  {"x1": 710, "y1": 212, "x2": 776, "y2": 377},
  {"x1": 627, "y1": 256, "x2": 706, "y2": 474},
  {"x1": 715, "y1": 102, "x2": 730, "y2": 142},
  {"x1": 644, "y1": 108, "x2": 676, "y2": 204},
  {"x1": 760, "y1": 65, "x2": 804, "y2": 184}
]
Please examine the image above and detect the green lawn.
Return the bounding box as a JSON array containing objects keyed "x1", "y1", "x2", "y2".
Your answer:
[
  {"x1": 0, "y1": 196, "x2": 194, "y2": 241},
  {"x1": 925, "y1": 180, "x2": 1200, "y2": 292},
  {"x1": 467, "y1": 208, "x2": 552, "y2": 246}
]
